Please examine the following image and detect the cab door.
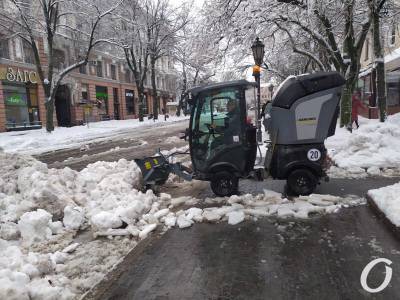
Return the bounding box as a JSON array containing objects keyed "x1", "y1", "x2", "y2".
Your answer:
[{"x1": 190, "y1": 87, "x2": 246, "y2": 175}]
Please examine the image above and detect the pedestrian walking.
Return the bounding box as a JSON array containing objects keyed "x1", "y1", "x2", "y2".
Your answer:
[
  {"x1": 162, "y1": 108, "x2": 167, "y2": 121},
  {"x1": 352, "y1": 89, "x2": 366, "y2": 129}
]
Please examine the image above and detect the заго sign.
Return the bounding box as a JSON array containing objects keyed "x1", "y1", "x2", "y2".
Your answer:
[{"x1": 0, "y1": 67, "x2": 38, "y2": 84}]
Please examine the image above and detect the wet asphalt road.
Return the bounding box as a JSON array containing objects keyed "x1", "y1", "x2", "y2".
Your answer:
[
  {"x1": 36, "y1": 120, "x2": 188, "y2": 171},
  {"x1": 82, "y1": 177, "x2": 400, "y2": 300},
  {"x1": 88, "y1": 204, "x2": 400, "y2": 300}
]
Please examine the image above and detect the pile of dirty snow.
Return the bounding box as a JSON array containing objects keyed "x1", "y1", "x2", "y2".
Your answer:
[
  {"x1": 326, "y1": 114, "x2": 400, "y2": 177},
  {"x1": 368, "y1": 182, "x2": 400, "y2": 227},
  {"x1": 0, "y1": 151, "x2": 155, "y2": 299},
  {"x1": 168, "y1": 191, "x2": 363, "y2": 227}
]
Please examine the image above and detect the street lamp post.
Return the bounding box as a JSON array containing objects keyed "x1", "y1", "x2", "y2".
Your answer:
[{"x1": 251, "y1": 37, "x2": 265, "y2": 143}]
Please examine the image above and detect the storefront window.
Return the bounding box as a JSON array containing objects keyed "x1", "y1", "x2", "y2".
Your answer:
[
  {"x1": 125, "y1": 89, "x2": 135, "y2": 114},
  {"x1": 95, "y1": 86, "x2": 108, "y2": 116},
  {"x1": 386, "y1": 71, "x2": 400, "y2": 107},
  {"x1": 4, "y1": 83, "x2": 40, "y2": 129}
]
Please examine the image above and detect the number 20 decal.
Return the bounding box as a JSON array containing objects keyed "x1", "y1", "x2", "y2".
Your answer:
[{"x1": 307, "y1": 149, "x2": 321, "y2": 162}]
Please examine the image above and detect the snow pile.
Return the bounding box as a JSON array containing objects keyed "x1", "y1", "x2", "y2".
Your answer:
[
  {"x1": 0, "y1": 151, "x2": 148, "y2": 298},
  {"x1": 0, "y1": 149, "x2": 365, "y2": 298},
  {"x1": 326, "y1": 114, "x2": 400, "y2": 177},
  {"x1": 18, "y1": 209, "x2": 54, "y2": 246},
  {"x1": 0, "y1": 239, "x2": 75, "y2": 300},
  {"x1": 63, "y1": 206, "x2": 85, "y2": 230},
  {"x1": 162, "y1": 190, "x2": 363, "y2": 229},
  {"x1": 368, "y1": 182, "x2": 400, "y2": 227},
  {"x1": 0, "y1": 150, "x2": 145, "y2": 235},
  {"x1": 0, "y1": 152, "x2": 143, "y2": 224},
  {"x1": 0, "y1": 115, "x2": 189, "y2": 155}
]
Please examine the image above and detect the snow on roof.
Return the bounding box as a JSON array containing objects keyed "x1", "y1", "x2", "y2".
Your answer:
[
  {"x1": 384, "y1": 48, "x2": 400, "y2": 64},
  {"x1": 359, "y1": 67, "x2": 372, "y2": 78}
]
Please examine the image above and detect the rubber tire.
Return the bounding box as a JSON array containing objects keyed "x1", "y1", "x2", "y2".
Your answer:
[
  {"x1": 210, "y1": 171, "x2": 239, "y2": 197},
  {"x1": 287, "y1": 168, "x2": 317, "y2": 196}
]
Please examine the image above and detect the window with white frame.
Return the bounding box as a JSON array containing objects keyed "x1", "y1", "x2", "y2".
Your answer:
[
  {"x1": 111, "y1": 64, "x2": 117, "y2": 80},
  {"x1": 390, "y1": 25, "x2": 396, "y2": 45},
  {"x1": 22, "y1": 39, "x2": 35, "y2": 64},
  {"x1": 0, "y1": 35, "x2": 9, "y2": 59}
]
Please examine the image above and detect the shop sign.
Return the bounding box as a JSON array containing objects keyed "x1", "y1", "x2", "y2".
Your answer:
[
  {"x1": 126, "y1": 92, "x2": 134, "y2": 97},
  {"x1": 5, "y1": 93, "x2": 26, "y2": 106},
  {"x1": 95, "y1": 92, "x2": 108, "y2": 100},
  {"x1": 0, "y1": 67, "x2": 38, "y2": 84}
]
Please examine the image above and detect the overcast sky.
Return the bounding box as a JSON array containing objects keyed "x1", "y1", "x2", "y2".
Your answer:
[{"x1": 169, "y1": 0, "x2": 204, "y2": 9}]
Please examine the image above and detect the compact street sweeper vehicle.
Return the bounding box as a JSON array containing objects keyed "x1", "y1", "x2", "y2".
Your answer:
[{"x1": 136, "y1": 71, "x2": 346, "y2": 197}]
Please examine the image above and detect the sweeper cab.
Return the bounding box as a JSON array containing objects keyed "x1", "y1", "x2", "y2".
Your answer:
[{"x1": 135, "y1": 71, "x2": 346, "y2": 197}]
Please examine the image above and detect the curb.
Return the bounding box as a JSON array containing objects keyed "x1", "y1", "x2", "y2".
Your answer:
[
  {"x1": 80, "y1": 229, "x2": 163, "y2": 300},
  {"x1": 366, "y1": 194, "x2": 400, "y2": 240}
]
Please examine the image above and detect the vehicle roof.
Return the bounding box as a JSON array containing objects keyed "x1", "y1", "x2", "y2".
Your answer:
[{"x1": 189, "y1": 80, "x2": 256, "y2": 97}]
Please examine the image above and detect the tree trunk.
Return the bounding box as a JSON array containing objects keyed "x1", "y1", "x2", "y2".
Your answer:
[
  {"x1": 43, "y1": 84, "x2": 54, "y2": 132},
  {"x1": 45, "y1": 100, "x2": 55, "y2": 132},
  {"x1": 177, "y1": 63, "x2": 187, "y2": 116},
  {"x1": 151, "y1": 58, "x2": 158, "y2": 120},
  {"x1": 340, "y1": 72, "x2": 361, "y2": 130},
  {"x1": 138, "y1": 90, "x2": 144, "y2": 122},
  {"x1": 340, "y1": 80, "x2": 354, "y2": 130},
  {"x1": 372, "y1": 4, "x2": 387, "y2": 122}
]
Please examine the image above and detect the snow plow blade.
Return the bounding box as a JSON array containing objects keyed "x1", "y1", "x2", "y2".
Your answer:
[
  {"x1": 135, "y1": 155, "x2": 192, "y2": 188},
  {"x1": 135, "y1": 156, "x2": 171, "y2": 186}
]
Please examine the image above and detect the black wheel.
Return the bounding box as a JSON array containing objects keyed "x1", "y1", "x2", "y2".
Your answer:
[
  {"x1": 287, "y1": 168, "x2": 317, "y2": 196},
  {"x1": 210, "y1": 171, "x2": 239, "y2": 197}
]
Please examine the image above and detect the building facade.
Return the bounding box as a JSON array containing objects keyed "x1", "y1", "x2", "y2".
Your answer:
[
  {"x1": 260, "y1": 82, "x2": 275, "y2": 104},
  {"x1": 359, "y1": 24, "x2": 400, "y2": 118},
  {"x1": 0, "y1": 36, "x2": 178, "y2": 132}
]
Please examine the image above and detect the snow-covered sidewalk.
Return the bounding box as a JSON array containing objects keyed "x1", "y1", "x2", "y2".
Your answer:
[
  {"x1": 0, "y1": 115, "x2": 189, "y2": 156},
  {"x1": 326, "y1": 113, "x2": 400, "y2": 178},
  {"x1": 0, "y1": 150, "x2": 365, "y2": 299},
  {"x1": 368, "y1": 182, "x2": 400, "y2": 227}
]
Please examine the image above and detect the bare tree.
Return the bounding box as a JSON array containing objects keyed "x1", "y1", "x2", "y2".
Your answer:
[
  {"x1": 201, "y1": 0, "x2": 392, "y2": 129},
  {"x1": 112, "y1": 1, "x2": 153, "y2": 121},
  {"x1": 370, "y1": 0, "x2": 387, "y2": 122},
  {"x1": 145, "y1": 0, "x2": 188, "y2": 120},
  {"x1": 174, "y1": 13, "x2": 220, "y2": 115},
  {"x1": 0, "y1": 0, "x2": 122, "y2": 132}
]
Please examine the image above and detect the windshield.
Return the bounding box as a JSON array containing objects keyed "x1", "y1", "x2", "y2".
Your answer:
[{"x1": 245, "y1": 86, "x2": 257, "y2": 125}]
